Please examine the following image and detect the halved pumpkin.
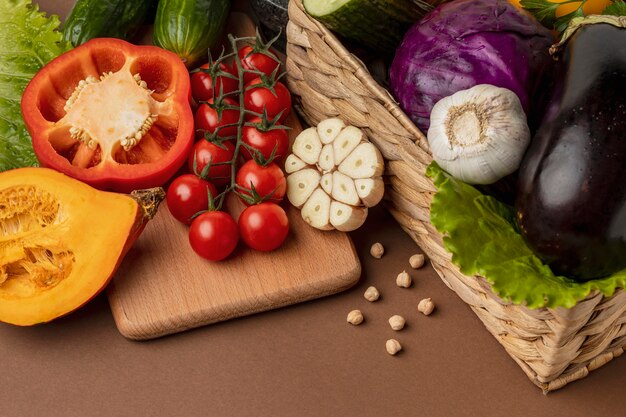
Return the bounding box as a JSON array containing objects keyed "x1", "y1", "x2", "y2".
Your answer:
[{"x1": 0, "y1": 167, "x2": 163, "y2": 325}]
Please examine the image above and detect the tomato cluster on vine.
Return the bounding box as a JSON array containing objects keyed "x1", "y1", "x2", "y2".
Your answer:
[{"x1": 166, "y1": 33, "x2": 292, "y2": 261}]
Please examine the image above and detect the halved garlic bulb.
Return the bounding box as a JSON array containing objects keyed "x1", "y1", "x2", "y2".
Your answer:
[
  {"x1": 286, "y1": 119, "x2": 385, "y2": 232},
  {"x1": 427, "y1": 84, "x2": 531, "y2": 185}
]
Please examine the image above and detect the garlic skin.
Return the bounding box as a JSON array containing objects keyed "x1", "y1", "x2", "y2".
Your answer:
[{"x1": 427, "y1": 84, "x2": 530, "y2": 185}]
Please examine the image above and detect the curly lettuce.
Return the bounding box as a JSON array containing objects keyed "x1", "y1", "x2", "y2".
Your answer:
[
  {"x1": 427, "y1": 162, "x2": 626, "y2": 309},
  {"x1": 0, "y1": 0, "x2": 70, "y2": 171}
]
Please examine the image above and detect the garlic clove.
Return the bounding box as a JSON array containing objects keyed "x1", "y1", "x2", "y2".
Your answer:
[
  {"x1": 286, "y1": 168, "x2": 320, "y2": 208},
  {"x1": 331, "y1": 171, "x2": 360, "y2": 206},
  {"x1": 354, "y1": 178, "x2": 384, "y2": 207},
  {"x1": 301, "y1": 188, "x2": 333, "y2": 230},
  {"x1": 292, "y1": 127, "x2": 323, "y2": 165},
  {"x1": 317, "y1": 144, "x2": 335, "y2": 172},
  {"x1": 338, "y1": 142, "x2": 384, "y2": 179},
  {"x1": 317, "y1": 118, "x2": 345, "y2": 144},
  {"x1": 333, "y1": 125, "x2": 362, "y2": 165},
  {"x1": 320, "y1": 172, "x2": 333, "y2": 195},
  {"x1": 330, "y1": 201, "x2": 368, "y2": 232},
  {"x1": 285, "y1": 154, "x2": 308, "y2": 174}
]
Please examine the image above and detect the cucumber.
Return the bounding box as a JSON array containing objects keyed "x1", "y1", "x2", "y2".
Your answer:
[
  {"x1": 153, "y1": 0, "x2": 232, "y2": 68},
  {"x1": 303, "y1": 0, "x2": 436, "y2": 53},
  {"x1": 63, "y1": 0, "x2": 154, "y2": 47}
]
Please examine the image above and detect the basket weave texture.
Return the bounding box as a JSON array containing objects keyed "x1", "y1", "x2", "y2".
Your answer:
[{"x1": 285, "y1": 0, "x2": 626, "y2": 392}]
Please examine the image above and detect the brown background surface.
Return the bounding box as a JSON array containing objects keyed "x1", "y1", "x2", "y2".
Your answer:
[{"x1": 3, "y1": 2, "x2": 626, "y2": 417}]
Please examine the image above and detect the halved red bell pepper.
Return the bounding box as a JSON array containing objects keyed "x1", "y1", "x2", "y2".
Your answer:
[{"x1": 22, "y1": 38, "x2": 194, "y2": 193}]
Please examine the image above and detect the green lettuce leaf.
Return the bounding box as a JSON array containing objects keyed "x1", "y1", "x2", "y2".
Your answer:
[
  {"x1": 0, "y1": 0, "x2": 70, "y2": 171},
  {"x1": 426, "y1": 162, "x2": 626, "y2": 309}
]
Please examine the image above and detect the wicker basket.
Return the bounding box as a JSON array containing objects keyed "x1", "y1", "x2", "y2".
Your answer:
[{"x1": 285, "y1": 0, "x2": 626, "y2": 392}]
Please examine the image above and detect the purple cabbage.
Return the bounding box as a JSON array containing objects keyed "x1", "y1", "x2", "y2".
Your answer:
[{"x1": 389, "y1": 0, "x2": 554, "y2": 133}]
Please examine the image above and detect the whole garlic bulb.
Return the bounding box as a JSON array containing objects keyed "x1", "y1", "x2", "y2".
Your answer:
[{"x1": 427, "y1": 84, "x2": 531, "y2": 185}]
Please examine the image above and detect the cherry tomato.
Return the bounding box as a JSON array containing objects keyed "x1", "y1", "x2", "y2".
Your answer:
[
  {"x1": 189, "y1": 139, "x2": 235, "y2": 187},
  {"x1": 166, "y1": 174, "x2": 217, "y2": 225},
  {"x1": 189, "y1": 211, "x2": 239, "y2": 261},
  {"x1": 235, "y1": 160, "x2": 286, "y2": 204},
  {"x1": 241, "y1": 117, "x2": 290, "y2": 164},
  {"x1": 191, "y1": 63, "x2": 239, "y2": 103},
  {"x1": 238, "y1": 45, "x2": 281, "y2": 84},
  {"x1": 243, "y1": 78, "x2": 291, "y2": 122},
  {"x1": 194, "y1": 97, "x2": 240, "y2": 139},
  {"x1": 239, "y1": 203, "x2": 289, "y2": 252}
]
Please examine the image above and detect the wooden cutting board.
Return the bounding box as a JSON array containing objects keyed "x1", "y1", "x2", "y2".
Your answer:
[{"x1": 107, "y1": 113, "x2": 361, "y2": 340}]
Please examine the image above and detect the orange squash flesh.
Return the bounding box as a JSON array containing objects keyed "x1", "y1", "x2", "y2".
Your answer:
[{"x1": 0, "y1": 167, "x2": 162, "y2": 326}]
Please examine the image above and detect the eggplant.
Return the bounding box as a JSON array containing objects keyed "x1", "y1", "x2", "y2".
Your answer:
[{"x1": 515, "y1": 16, "x2": 626, "y2": 282}]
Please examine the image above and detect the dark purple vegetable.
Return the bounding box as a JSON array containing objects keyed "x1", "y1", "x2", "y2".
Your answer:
[
  {"x1": 389, "y1": 0, "x2": 554, "y2": 133},
  {"x1": 515, "y1": 16, "x2": 626, "y2": 282}
]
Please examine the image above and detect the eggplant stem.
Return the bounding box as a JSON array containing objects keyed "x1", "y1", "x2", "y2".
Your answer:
[{"x1": 551, "y1": 15, "x2": 626, "y2": 56}]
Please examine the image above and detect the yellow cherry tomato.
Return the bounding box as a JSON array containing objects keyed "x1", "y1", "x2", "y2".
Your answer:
[{"x1": 509, "y1": 0, "x2": 613, "y2": 17}]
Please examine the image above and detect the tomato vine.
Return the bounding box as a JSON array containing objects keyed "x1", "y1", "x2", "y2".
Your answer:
[{"x1": 191, "y1": 30, "x2": 289, "y2": 211}]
